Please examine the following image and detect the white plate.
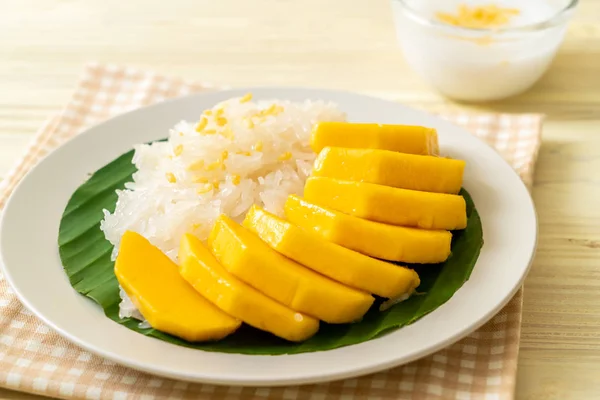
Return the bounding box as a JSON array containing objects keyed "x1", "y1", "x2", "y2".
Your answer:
[{"x1": 0, "y1": 88, "x2": 536, "y2": 386}]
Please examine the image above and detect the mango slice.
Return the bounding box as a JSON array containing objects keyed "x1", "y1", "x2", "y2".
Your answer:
[
  {"x1": 178, "y1": 233, "x2": 319, "y2": 342},
  {"x1": 243, "y1": 205, "x2": 420, "y2": 298},
  {"x1": 304, "y1": 177, "x2": 467, "y2": 231},
  {"x1": 310, "y1": 122, "x2": 439, "y2": 155},
  {"x1": 312, "y1": 147, "x2": 465, "y2": 194},
  {"x1": 208, "y1": 215, "x2": 375, "y2": 324},
  {"x1": 285, "y1": 195, "x2": 452, "y2": 263},
  {"x1": 114, "y1": 231, "x2": 240, "y2": 342}
]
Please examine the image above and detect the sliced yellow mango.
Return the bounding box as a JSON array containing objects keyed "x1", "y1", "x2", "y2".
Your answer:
[
  {"x1": 285, "y1": 195, "x2": 452, "y2": 263},
  {"x1": 114, "y1": 231, "x2": 240, "y2": 342},
  {"x1": 312, "y1": 147, "x2": 465, "y2": 194},
  {"x1": 310, "y1": 122, "x2": 439, "y2": 155},
  {"x1": 208, "y1": 215, "x2": 374, "y2": 324},
  {"x1": 243, "y1": 205, "x2": 420, "y2": 298},
  {"x1": 178, "y1": 233, "x2": 319, "y2": 342},
  {"x1": 304, "y1": 177, "x2": 467, "y2": 231}
]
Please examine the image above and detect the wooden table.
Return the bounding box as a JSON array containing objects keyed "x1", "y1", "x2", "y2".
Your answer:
[{"x1": 1, "y1": 0, "x2": 599, "y2": 398}]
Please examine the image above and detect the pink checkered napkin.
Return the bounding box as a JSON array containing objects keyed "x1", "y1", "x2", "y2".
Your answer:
[{"x1": 0, "y1": 63, "x2": 542, "y2": 400}]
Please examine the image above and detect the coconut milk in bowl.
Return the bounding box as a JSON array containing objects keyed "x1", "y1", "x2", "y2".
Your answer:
[{"x1": 391, "y1": 0, "x2": 578, "y2": 102}]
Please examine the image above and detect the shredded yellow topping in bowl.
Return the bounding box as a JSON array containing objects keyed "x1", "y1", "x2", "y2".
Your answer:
[
  {"x1": 165, "y1": 172, "x2": 177, "y2": 184},
  {"x1": 240, "y1": 93, "x2": 253, "y2": 103},
  {"x1": 436, "y1": 4, "x2": 520, "y2": 29}
]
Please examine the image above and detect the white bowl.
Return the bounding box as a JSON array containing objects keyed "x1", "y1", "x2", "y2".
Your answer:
[{"x1": 391, "y1": 0, "x2": 578, "y2": 102}]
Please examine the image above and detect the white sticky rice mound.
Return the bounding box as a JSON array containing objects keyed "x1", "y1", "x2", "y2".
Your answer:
[{"x1": 100, "y1": 96, "x2": 346, "y2": 320}]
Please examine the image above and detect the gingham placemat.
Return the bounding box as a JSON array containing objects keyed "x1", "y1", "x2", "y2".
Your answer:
[{"x1": 0, "y1": 63, "x2": 542, "y2": 400}]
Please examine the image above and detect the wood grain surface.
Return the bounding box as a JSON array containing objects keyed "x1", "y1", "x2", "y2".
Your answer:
[{"x1": 1, "y1": 0, "x2": 599, "y2": 399}]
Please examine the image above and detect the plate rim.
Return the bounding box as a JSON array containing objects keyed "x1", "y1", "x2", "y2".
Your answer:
[{"x1": 0, "y1": 87, "x2": 538, "y2": 386}]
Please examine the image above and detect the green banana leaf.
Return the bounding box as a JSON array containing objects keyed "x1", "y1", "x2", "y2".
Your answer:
[{"x1": 58, "y1": 148, "x2": 483, "y2": 355}]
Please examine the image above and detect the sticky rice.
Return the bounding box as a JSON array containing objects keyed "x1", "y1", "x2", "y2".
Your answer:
[{"x1": 99, "y1": 95, "x2": 346, "y2": 320}]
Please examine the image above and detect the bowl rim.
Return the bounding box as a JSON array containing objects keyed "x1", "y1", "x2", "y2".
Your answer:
[{"x1": 393, "y1": 0, "x2": 579, "y2": 34}]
